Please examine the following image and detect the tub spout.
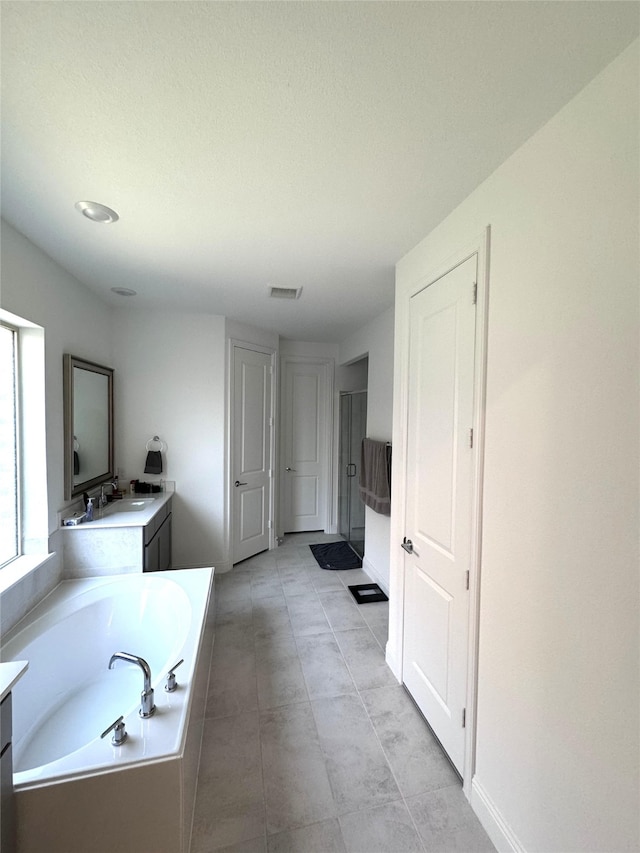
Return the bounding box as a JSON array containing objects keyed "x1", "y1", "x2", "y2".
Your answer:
[{"x1": 108, "y1": 651, "x2": 156, "y2": 718}]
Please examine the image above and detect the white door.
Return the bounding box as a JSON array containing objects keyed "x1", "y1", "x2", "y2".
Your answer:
[
  {"x1": 402, "y1": 255, "x2": 477, "y2": 774},
  {"x1": 281, "y1": 358, "x2": 330, "y2": 532},
  {"x1": 232, "y1": 346, "x2": 273, "y2": 563}
]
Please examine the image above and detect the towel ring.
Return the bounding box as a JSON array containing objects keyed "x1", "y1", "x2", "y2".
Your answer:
[
  {"x1": 145, "y1": 436, "x2": 166, "y2": 452},
  {"x1": 73, "y1": 435, "x2": 80, "y2": 451}
]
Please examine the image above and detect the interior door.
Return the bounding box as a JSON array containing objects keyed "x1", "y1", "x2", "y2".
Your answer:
[
  {"x1": 281, "y1": 359, "x2": 330, "y2": 532},
  {"x1": 402, "y1": 255, "x2": 477, "y2": 774},
  {"x1": 232, "y1": 345, "x2": 273, "y2": 563}
]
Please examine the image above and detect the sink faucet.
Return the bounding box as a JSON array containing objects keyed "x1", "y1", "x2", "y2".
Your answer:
[
  {"x1": 108, "y1": 652, "x2": 156, "y2": 717},
  {"x1": 99, "y1": 480, "x2": 118, "y2": 508}
]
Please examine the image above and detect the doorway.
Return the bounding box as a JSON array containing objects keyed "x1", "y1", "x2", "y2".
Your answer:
[
  {"x1": 338, "y1": 390, "x2": 367, "y2": 557},
  {"x1": 388, "y1": 228, "x2": 489, "y2": 791},
  {"x1": 231, "y1": 342, "x2": 275, "y2": 564},
  {"x1": 280, "y1": 356, "x2": 334, "y2": 533},
  {"x1": 402, "y1": 254, "x2": 477, "y2": 775}
]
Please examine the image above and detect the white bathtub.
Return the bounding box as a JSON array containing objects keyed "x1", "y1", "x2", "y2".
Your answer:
[{"x1": 1, "y1": 568, "x2": 215, "y2": 853}]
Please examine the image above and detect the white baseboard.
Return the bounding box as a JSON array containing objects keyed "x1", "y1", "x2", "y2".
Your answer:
[
  {"x1": 362, "y1": 555, "x2": 389, "y2": 596},
  {"x1": 471, "y1": 777, "x2": 525, "y2": 853},
  {"x1": 384, "y1": 644, "x2": 402, "y2": 682}
]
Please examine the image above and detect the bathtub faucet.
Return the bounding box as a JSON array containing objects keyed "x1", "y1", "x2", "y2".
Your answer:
[{"x1": 108, "y1": 652, "x2": 156, "y2": 718}]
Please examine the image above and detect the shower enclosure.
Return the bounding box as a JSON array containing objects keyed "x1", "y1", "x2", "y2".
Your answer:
[{"x1": 338, "y1": 390, "x2": 367, "y2": 557}]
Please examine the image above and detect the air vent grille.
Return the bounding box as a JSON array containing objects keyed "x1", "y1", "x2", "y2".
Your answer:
[{"x1": 268, "y1": 286, "x2": 302, "y2": 300}]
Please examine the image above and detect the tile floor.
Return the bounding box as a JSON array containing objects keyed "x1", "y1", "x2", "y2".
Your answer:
[{"x1": 191, "y1": 533, "x2": 494, "y2": 853}]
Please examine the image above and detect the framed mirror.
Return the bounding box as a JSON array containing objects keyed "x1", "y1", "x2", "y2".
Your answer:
[{"x1": 63, "y1": 354, "x2": 114, "y2": 499}]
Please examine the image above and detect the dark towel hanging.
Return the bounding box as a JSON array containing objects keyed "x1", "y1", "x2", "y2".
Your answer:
[
  {"x1": 144, "y1": 450, "x2": 163, "y2": 474},
  {"x1": 359, "y1": 438, "x2": 392, "y2": 515},
  {"x1": 73, "y1": 450, "x2": 80, "y2": 475}
]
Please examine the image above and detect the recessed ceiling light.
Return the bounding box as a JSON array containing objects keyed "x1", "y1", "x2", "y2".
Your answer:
[
  {"x1": 111, "y1": 287, "x2": 136, "y2": 297},
  {"x1": 75, "y1": 201, "x2": 119, "y2": 223}
]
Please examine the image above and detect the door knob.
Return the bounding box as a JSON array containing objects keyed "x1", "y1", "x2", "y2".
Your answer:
[
  {"x1": 234, "y1": 480, "x2": 247, "y2": 487},
  {"x1": 401, "y1": 537, "x2": 414, "y2": 554}
]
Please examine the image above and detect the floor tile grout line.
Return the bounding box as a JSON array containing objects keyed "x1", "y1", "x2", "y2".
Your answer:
[
  {"x1": 207, "y1": 539, "x2": 444, "y2": 852},
  {"x1": 291, "y1": 548, "x2": 432, "y2": 851}
]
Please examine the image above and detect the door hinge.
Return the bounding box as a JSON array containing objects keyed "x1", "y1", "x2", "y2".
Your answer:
[
  {"x1": 472, "y1": 282, "x2": 478, "y2": 305},
  {"x1": 465, "y1": 570, "x2": 470, "y2": 590},
  {"x1": 268, "y1": 519, "x2": 273, "y2": 529},
  {"x1": 268, "y1": 469, "x2": 273, "y2": 479},
  {"x1": 469, "y1": 428, "x2": 474, "y2": 448},
  {"x1": 462, "y1": 708, "x2": 467, "y2": 728},
  {"x1": 269, "y1": 417, "x2": 274, "y2": 427}
]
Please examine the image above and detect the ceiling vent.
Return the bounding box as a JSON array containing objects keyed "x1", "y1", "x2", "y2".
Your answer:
[{"x1": 268, "y1": 286, "x2": 302, "y2": 300}]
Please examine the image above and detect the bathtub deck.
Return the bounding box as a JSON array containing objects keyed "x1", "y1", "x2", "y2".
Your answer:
[{"x1": 191, "y1": 533, "x2": 493, "y2": 853}]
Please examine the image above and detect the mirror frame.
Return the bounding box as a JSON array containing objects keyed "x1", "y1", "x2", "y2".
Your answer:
[{"x1": 63, "y1": 354, "x2": 114, "y2": 500}]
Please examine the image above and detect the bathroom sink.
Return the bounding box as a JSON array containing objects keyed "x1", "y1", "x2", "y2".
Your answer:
[{"x1": 104, "y1": 498, "x2": 156, "y2": 514}]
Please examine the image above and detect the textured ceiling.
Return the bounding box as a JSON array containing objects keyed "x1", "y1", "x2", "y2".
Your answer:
[{"x1": 1, "y1": 2, "x2": 638, "y2": 342}]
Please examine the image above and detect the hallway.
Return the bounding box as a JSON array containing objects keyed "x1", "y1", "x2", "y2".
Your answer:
[{"x1": 191, "y1": 533, "x2": 494, "y2": 852}]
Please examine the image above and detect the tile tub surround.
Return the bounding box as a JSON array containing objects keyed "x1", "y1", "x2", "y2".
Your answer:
[{"x1": 192, "y1": 533, "x2": 494, "y2": 853}]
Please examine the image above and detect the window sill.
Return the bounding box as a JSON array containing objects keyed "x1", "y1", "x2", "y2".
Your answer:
[{"x1": 0, "y1": 552, "x2": 56, "y2": 597}]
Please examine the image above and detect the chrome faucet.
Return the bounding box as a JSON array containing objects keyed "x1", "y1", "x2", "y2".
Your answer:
[
  {"x1": 108, "y1": 652, "x2": 156, "y2": 717},
  {"x1": 99, "y1": 480, "x2": 118, "y2": 508}
]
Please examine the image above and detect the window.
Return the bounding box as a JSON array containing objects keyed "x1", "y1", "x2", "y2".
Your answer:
[
  {"x1": 0, "y1": 311, "x2": 47, "y2": 579},
  {"x1": 0, "y1": 322, "x2": 19, "y2": 566}
]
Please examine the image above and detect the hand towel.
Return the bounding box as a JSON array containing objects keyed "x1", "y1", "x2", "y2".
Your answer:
[
  {"x1": 359, "y1": 438, "x2": 391, "y2": 515},
  {"x1": 144, "y1": 450, "x2": 163, "y2": 474}
]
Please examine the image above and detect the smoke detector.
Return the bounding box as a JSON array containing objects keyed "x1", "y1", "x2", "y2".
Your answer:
[{"x1": 268, "y1": 286, "x2": 302, "y2": 300}]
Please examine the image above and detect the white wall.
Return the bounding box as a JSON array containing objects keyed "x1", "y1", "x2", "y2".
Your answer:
[
  {"x1": 0, "y1": 219, "x2": 115, "y2": 628},
  {"x1": 226, "y1": 319, "x2": 279, "y2": 352},
  {"x1": 113, "y1": 310, "x2": 227, "y2": 569},
  {"x1": 279, "y1": 339, "x2": 338, "y2": 359},
  {"x1": 339, "y1": 306, "x2": 394, "y2": 590},
  {"x1": 393, "y1": 42, "x2": 639, "y2": 853}
]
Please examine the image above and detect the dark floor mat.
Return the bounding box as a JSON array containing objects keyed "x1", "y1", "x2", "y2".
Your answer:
[
  {"x1": 309, "y1": 541, "x2": 362, "y2": 570},
  {"x1": 348, "y1": 583, "x2": 389, "y2": 604}
]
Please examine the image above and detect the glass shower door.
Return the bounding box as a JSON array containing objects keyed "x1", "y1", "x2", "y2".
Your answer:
[{"x1": 338, "y1": 391, "x2": 367, "y2": 557}]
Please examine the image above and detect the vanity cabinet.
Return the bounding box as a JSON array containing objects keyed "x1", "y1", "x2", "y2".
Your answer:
[
  {"x1": 0, "y1": 662, "x2": 27, "y2": 853},
  {"x1": 144, "y1": 506, "x2": 172, "y2": 572},
  {"x1": 62, "y1": 493, "x2": 173, "y2": 577},
  {"x1": 1, "y1": 694, "x2": 15, "y2": 852}
]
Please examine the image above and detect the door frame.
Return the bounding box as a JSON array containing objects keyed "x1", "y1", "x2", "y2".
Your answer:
[
  {"x1": 278, "y1": 355, "x2": 334, "y2": 538},
  {"x1": 387, "y1": 227, "x2": 490, "y2": 795},
  {"x1": 228, "y1": 339, "x2": 277, "y2": 564}
]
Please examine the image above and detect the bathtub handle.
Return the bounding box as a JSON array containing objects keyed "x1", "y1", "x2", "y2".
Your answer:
[
  {"x1": 165, "y1": 658, "x2": 185, "y2": 693},
  {"x1": 100, "y1": 715, "x2": 128, "y2": 747}
]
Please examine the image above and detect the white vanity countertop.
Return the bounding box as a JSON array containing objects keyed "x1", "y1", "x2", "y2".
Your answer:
[
  {"x1": 60, "y1": 490, "x2": 173, "y2": 530},
  {"x1": 0, "y1": 660, "x2": 28, "y2": 702}
]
